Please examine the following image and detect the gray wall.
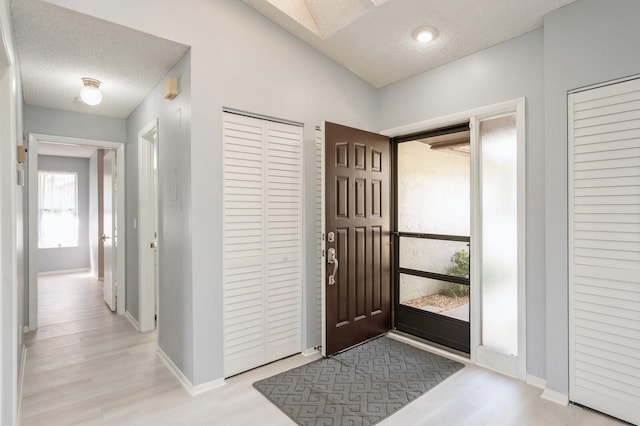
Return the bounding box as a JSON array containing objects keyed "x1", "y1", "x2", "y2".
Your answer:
[
  {"x1": 37, "y1": 155, "x2": 91, "y2": 273},
  {"x1": 125, "y1": 51, "x2": 192, "y2": 377},
  {"x1": 24, "y1": 105, "x2": 126, "y2": 143},
  {"x1": 543, "y1": 0, "x2": 640, "y2": 394},
  {"x1": 379, "y1": 29, "x2": 546, "y2": 379}
]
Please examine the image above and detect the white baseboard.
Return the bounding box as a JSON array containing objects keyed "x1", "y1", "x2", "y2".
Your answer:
[
  {"x1": 541, "y1": 388, "x2": 569, "y2": 406},
  {"x1": 37, "y1": 268, "x2": 91, "y2": 276},
  {"x1": 302, "y1": 348, "x2": 320, "y2": 357},
  {"x1": 191, "y1": 377, "x2": 227, "y2": 395},
  {"x1": 526, "y1": 374, "x2": 546, "y2": 389},
  {"x1": 157, "y1": 347, "x2": 226, "y2": 396},
  {"x1": 124, "y1": 311, "x2": 140, "y2": 332},
  {"x1": 17, "y1": 346, "x2": 27, "y2": 422}
]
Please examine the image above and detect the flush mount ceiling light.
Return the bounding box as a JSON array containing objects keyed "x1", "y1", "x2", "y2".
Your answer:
[
  {"x1": 413, "y1": 26, "x2": 439, "y2": 44},
  {"x1": 80, "y1": 78, "x2": 102, "y2": 106}
]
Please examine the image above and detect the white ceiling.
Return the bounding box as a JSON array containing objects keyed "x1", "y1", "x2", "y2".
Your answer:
[
  {"x1": 242, "y1": 0, "x2": 575, "y2": 88},
  {"x1": 11, "y1": 0, "x2": 189, "y2": 119}
]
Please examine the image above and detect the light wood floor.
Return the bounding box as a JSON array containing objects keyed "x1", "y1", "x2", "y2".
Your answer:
[{"x1": 21, "y1": 272, "x2": 624, "y2": 425}]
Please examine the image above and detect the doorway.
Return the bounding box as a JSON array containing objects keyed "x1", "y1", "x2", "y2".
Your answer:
[
  {"x1": 393, "y1": 124, "x2": 471, "y2": 354},
  {"x1": 27, "y1": 134, "x2": 126, "y2": 330},
  {"x1": 322, "y1": 98, "x2": 526, "y2": 379},
  {"x1": 138, "y1": 120, "x2": 159, "y2": 332}
]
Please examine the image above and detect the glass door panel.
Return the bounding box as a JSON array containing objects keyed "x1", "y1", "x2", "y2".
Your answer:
[{"x1": 395, "y1": 133, "x2": 471, "y2": 353}]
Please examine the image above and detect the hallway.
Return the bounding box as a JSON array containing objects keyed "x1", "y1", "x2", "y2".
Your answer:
[
  {"x1": 19, "y1": 273, "x2": 318, "y2": 425},
  {"x1": 21, "y1": 273, "x2": 172, "y2": 424}
]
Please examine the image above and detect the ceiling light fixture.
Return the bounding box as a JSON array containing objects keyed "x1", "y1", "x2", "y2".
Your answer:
[
  {"x1": 80, "y1": 78, "x2": 102, "y2": 106},
  {"x1": 413, "y1": 26, "x2": 439, "y2": 44}
]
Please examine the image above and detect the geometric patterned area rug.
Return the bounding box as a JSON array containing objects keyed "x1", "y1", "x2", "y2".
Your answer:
[{"x1": 253, "y1": 336, "x2": 465, "y2": 426}]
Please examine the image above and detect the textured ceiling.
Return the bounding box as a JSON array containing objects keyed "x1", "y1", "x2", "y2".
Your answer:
[
  {"x1": 12, "y1": 0, "x2": 189, "y2": 119},
  {"x1": 243, "y1": 0, "x2": 575, "y2": 88}
]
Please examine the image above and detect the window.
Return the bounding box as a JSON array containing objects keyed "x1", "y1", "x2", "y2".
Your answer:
[{"x1": 38, "y1": 170, "x2": 79, "y2": 248}]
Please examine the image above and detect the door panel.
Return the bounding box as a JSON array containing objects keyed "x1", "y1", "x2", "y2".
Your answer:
[
  {"x1": 103, "y1": 150, "x2": 116, "y2": 311},
  {"x1": 325, "y1": 122, "x2": 391, "y2": 355}
]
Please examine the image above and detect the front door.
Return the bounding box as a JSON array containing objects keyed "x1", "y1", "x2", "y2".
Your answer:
[
  {"x1": 102, "y1": 150, "x2": 116, "y2": 311},
  {"x1": 324, "y1": 122, "x2": 391, "y2": 355}
]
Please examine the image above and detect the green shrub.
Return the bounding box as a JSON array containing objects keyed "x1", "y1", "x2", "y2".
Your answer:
[{"x1": 442, "y1": 249, "x2": 470, "y2": 298}]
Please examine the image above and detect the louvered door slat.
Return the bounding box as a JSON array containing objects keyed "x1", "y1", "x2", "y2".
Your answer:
[{"x1": 569, "y1": 78, "x2": 640, "y2": 426}]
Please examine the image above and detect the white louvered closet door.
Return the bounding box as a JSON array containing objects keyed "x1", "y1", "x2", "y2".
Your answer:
[
  {"x1": 568, "y1": 78, "x2": 640, "y2": 426},
  {"x1": 223, "y1": 112, "x2": 302, "y2": 377}
]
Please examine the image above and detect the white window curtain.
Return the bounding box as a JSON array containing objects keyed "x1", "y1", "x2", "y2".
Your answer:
[{"x1": 38, "y1": 170, "x2": 79, "y2": 248}]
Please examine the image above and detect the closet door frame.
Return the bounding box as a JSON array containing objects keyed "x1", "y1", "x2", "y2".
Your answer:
[{"x1": 222, "y1": 110, "x2": 304, "y2": 378}]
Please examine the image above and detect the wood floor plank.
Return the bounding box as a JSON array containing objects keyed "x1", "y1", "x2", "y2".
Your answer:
[{"x1": 20, "y1": 272, "x2": 625, "y2": 425}]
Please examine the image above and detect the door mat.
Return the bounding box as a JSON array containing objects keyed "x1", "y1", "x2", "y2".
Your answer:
[{"x1": 253, "y1": 336, "x2": 465, "y2": 426}]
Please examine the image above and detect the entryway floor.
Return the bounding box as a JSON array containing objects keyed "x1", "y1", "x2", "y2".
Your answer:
[{"x1": 20, "y1": 272, "x2": 624, "y2": 425}]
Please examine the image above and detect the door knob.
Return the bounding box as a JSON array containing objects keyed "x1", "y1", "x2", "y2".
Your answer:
[
  {"x1": 100, "y1": 234, "x2": 110, "y2": 242},
  {"x1": 327, "y1": 248, "x2": 339, "y2": 286}
]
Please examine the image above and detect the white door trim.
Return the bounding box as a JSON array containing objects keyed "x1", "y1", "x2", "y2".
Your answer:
[
  {"x1": 0, "y1": 30, "x2": 18, "y2": 425},
  {"x1": 380, "y1": 97, "x2": 527, "y2": 380},
  {"x1": 316, "y1": 125, "x2": 327, "y2": 357},
  {"x1": 28, "y1": 133, "x2": 126, "y2": 328},
  {"x1": 138, "y1": 119, "x2": 158, "y2": 333}
]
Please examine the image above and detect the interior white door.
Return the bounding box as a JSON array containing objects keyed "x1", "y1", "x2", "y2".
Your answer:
[
  {"x1": 103, "y1": 150, "x2": 116, "y2": 311},
  {"x1": 154, "y1": 150, "x2": 159, "y2": 319},
  {"x1": 138, "y1": 124, "x2": 158, "y2": 332},
  {"x1": 568, "y1": 78, "x2": 640, "y2": 425}
]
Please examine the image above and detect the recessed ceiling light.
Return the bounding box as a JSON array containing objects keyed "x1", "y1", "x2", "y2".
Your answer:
[
  {"x1": 413, "y1": 26, "x2": 439, "y2": 44},
  {"x1": 80, "y1": 78, "x2": 102, "y2": 106}
]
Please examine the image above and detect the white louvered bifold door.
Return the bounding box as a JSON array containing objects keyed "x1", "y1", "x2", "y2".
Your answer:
[
  {"x1": 223, "y1": 112, "x2": 302, "y2": 377},
  {"x1": 568, "y1": 78, "x2": 640, "y2": 426},
  {"x1": 265, "y1": 122, "x2": 303, "y2": 362}
]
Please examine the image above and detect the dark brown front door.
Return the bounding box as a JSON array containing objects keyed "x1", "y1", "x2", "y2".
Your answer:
[{"x1": 325, "y1": 122, "x2": 391, "y2": 356}]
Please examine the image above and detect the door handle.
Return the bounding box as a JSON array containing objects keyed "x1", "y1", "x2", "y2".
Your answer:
[
  {"x1": 100, "y1": 234, "x2": 110, "y2": 242},
  {"x1": 327, "y1": 248, "x2": 339, "y2": 286},
  {"x1": 150, "y1": 241, "x2": 158, "y2": 249}
]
